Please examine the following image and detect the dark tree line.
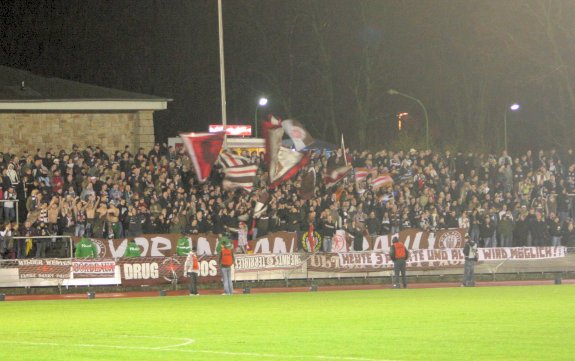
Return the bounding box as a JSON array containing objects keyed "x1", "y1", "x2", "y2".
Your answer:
[{"x1": 2, "y1": 0, "x2": 575, "y2": 153}]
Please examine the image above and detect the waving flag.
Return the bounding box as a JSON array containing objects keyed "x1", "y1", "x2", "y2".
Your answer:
[
  {"x1": 180, "y1": 132, "x2": 224, "y2": 182},
  {"x1": 299, "y1": 168, "x2": 316, "y2": 200},
  {"x1": 263, "y1": 120, "x2": 283, "y2": 169},
  {"x1": 253, "y1": 190, "x2": 270, "y2": 218},
  {"x1": 324, "y1": 164, "x2": 352, "y2": 188},
  {"x1": 282, "y1": 119, "x2": 314, "y2": 151},
  {"x1": 354, "y1": 168, "x2": 378, "y2": 192},
  {"x1": 218, "y1": 150, "x2": 251, "y2": 168},
  {"x1": 263, "y1": 120, "x2": 310, "y2": 189},
  {"x1": 222, "y1": 164, "x2": 258, "y2": 192},
  {"x1": 218, "y1": 150, "x2": 256, "y2": 192},
  {"x1": 354, "y1": 167, "x2": 370, "y2": 182},
  {"x1": 269, "y1": 147, "x2": 310, "y2": 189},
  {"x1": 370, "y1": 174, "x2": 394, "y2": 190}
]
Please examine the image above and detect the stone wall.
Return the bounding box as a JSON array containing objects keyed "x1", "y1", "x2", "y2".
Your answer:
[{"x1": 0, "y1": 110, "x2": 156, "y2": 153}]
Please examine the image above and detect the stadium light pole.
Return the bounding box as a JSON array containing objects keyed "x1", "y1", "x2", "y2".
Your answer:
[
  {"x1": 217, "y1": 0, "x2": 228, "y2": 147},
  {"x1": 504, "y1": 103, "x2": 520, "y2": 152},
  {"x1": 388, "y1": 89, "x2": 430, "y2": 150},
  {"x1": 254, "y1": 97, "x2": 268, "y2": 138}
]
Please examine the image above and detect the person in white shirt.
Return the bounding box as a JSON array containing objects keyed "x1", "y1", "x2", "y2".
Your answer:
[{"x1": 4, "y1": 186, "x2": 17, "y2": 222}]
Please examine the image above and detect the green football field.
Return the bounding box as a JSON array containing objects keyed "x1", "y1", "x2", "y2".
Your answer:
[{"x1": 2, "y1": 285, "x2": 574, "y2": 361}]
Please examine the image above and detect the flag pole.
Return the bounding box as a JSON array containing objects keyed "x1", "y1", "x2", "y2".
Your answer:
[
  {"x1": 217, "y1": 0, "x2": 227, "y2": 148},
  {"x1": 341, "y1": 133, "x2": 348, "y2": 166}
]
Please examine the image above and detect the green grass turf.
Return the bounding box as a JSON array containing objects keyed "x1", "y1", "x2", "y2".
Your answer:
[{"x1": 1, "y1": 285, "x2": 574, "y2": 361}]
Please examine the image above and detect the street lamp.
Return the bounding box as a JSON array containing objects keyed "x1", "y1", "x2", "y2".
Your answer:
[
  {"x1": 388, "y1": 89, "x2": 430, "y2": 150},
  {"x1": 504, "y1": 103, "x2": 520, "y2": 151},
  {"x1": 254, "y1": 97, "x2": 268, "y2": 138}
]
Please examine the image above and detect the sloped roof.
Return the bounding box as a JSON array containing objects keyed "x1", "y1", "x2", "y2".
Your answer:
[{"x1": 0, "y1": 65, "x2": 170, "y2": 107}]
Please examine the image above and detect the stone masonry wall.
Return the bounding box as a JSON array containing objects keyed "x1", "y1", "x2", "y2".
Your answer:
[{"x1": 0, "y1": 111, "x2": 156, "y2": 154}]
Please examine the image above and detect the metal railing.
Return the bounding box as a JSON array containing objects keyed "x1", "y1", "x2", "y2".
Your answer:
[{"x1": 2, "y1": 235, "x2": 73, "y2": 259}]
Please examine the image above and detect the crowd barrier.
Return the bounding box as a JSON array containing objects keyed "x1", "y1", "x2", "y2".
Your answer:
[{"x1": 1, "y1": 247, "x2": 573, "y2": 288}]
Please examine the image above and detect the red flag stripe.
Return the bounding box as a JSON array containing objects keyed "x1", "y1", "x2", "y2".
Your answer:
[{"x1": 180, "y1": 132, "x2": 224, "y2": 182}]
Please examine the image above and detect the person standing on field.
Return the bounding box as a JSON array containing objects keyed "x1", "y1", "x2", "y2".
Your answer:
[
  {"x1": 462, "y1": 234, "x2": 478, "y2": 287},
  {"x1": 390, "y1": 236, "x2": 409, "y2": 289},
  {"x1": 218, "y1": 236, "x2": 235, "y2": 295},
  {"x1": 184, "y1": 247, "x2": 200, "y2": 296}
]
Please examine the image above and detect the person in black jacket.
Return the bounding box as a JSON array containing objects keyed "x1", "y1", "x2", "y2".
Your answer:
[
  {"x1": 513, "y1": 212, "x2": 529, "y2": 246},
  {"x1": 347, "y1": 220, "x2": 364, "y2": 251},
  {"x1": 319, "y1": 211, "x2": 336, "y2": 252},
  {"x1": 462, "y1": 234, "x2": 478, "y2": 287},
  {"x1": 286, "y1": 206, "x2": 300, "y2": 232},
  {"x1": 530, "y1": 211, "x2": 548, "y2": 247},
  {"x1": 479, "y1": 216, "x2": 496, "y2": 248},
  {"x1": 366, "y1": 211, "x2": 380, "y2": 236},
  {"x1": 548, "y1": 215, "x2": 562, "y2": 247}
]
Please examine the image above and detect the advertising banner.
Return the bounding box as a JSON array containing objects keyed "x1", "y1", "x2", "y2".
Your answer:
[
  {"x1": 18, "y1": 259, "x2": 71, "y2": 279},
  {"x1": 80, "y1": 231, "x2": 299, "y2": 258},
  {"x1": 76, "y1": 229, "x2": 470, "y2": 258},
  {"x1": 302, "y1": 228, "x2": 468, "y2": 253},
  {"x1": 366, "y1": 228, "x2": 467, "y2": 252},
  {"x1": 117, "y1": 256, "x2": 220, "y2": 286},
  {"x1": 307, "y1": 247, "x2": 568, "y2": 273},
  {"x1": 5, "y1": 245, "x2": 570, "y2": 287},
  {"x1": 234, "y1": 254, "x2": 305, "y2": 273},
  {"x1": 72, "y1": 260, "x2": 116, "y2": 278},
  {"x1": 248, "y1": 232, "x2": 299, "y2": 254}
]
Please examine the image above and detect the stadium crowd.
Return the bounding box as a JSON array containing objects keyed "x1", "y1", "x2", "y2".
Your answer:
[{"x1": 1, "y1": 142, "x2": 575, "y2": 259}]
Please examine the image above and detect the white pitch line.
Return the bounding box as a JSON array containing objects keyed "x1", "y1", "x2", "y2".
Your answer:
[
  {"x1": 0, "y1": 340, "x2": 398, "y2": 361},
  {"x1": 112, "y1": 335, "x2": 195, "y2": 348}
]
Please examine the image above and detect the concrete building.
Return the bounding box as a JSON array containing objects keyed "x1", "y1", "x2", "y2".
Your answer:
[{"x1": 0, "y1": 65, "x2": 170, "y2": 153}]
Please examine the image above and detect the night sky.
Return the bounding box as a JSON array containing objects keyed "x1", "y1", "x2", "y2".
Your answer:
[{"x1": 1, "y1": 0, "x2": 574, "y2": 153}]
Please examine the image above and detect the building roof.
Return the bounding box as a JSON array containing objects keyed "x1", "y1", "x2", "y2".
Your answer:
[{"x1": 0, "y1": 65, "x2": 170, "y2": 111}]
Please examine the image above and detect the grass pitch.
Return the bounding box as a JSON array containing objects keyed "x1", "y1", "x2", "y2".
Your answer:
[{"x1": 2, "y1": 285, "x2": 574, "y2": 361}]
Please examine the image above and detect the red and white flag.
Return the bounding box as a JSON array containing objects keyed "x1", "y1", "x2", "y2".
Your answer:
[
  {"x1": 180, "y1": 132, "x2": 224, "y2": 182},
  {"x1": 218, "y1": 150, "x2": 251, "y2": 168},
  {"x1": 370, "y1": 174, "x2": 394, "y2": 190},
  {"x1": 354, "y1": 167, "x2": 370, "y2": 182},
  {"x1": 269, "y1": 147, "x2": 310, "y2": 189},
  {"x1": 222, "y1": 164, "x2": 258, "y2": 192}
]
